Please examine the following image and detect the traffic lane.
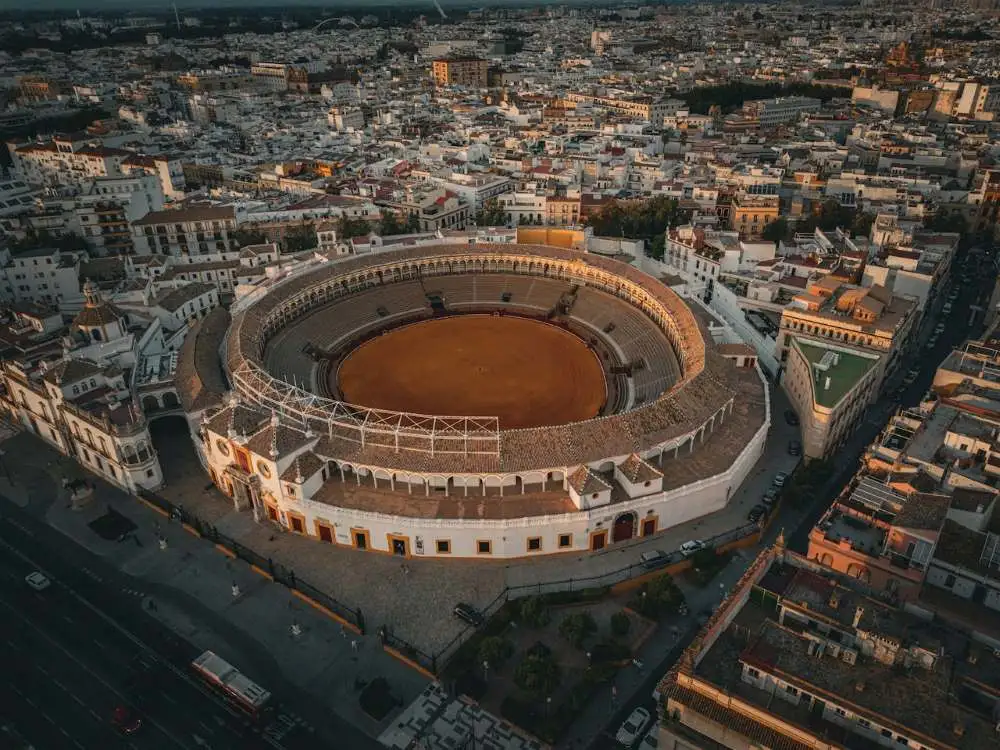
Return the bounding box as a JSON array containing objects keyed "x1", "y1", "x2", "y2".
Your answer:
[
  {"x1": 0, "y1": 498, "x2": 367, "y2": 750},
  {"x1": 0, "y1": 558, "x2": 186, "y2": 749},
  {"x1": 0, "y1": 596, "x2": 149, "y2": 750},
  {"x1": 0, "y1": 540, "x2": 262, "y2": 750}
]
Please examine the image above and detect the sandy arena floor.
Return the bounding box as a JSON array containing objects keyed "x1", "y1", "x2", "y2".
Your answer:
[{"x1": 335, "y1": 314, "x2": 606, "y2": 429}]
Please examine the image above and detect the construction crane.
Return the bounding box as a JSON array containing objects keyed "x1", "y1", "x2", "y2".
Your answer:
[{"x1": 432, "y1": 0, "x2": 447, "y2": 20}]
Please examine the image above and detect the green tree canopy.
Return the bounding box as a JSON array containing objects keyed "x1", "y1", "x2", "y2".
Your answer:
[{"x1": 558, "y1": 612, "x2": 596, "y2": 649}]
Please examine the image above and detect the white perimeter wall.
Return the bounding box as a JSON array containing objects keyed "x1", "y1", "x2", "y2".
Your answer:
[{"x1": 265, "y1": 367, "x2": 770, "y2": 559}]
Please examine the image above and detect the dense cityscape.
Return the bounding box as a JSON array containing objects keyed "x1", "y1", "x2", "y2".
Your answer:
[{"x1": 2, "y1": 1, "x2": 1000, "y2": 749}]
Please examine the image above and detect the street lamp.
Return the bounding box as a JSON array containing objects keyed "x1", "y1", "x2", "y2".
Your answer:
[{"x1": 482, "y1": 660, "x2": 489, "y2": 682}]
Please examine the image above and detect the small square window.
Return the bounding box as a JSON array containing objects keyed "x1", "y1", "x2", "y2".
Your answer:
[
  {"x1": 558, "y1": 533, "x2": 572, "y2": 549},
  {"x1": 477, "y1": 540, "x2": 491, "y2": 555},
  {"x1": 527, "y1": 537, "x2": 542, "y2": 552},
  {"x1": 436, "y1": 540, "x2": 451, "y2": 554},
  {"x1": 146, "y1": 469, "x2": 154, "y2": 478}
]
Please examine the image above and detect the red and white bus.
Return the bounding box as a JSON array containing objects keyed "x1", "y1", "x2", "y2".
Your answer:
[{"x1": 190, "y1": 650, "x2": 272, "y2": 718}]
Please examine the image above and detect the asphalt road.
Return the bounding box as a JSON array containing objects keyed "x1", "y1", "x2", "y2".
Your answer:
[{"x1": 0, "y1": 502, "x2": 333, "y2": 750}]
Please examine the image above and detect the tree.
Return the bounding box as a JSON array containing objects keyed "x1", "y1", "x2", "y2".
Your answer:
[
  {"x1": 518, "y1": 596, "x2": 551, "y2": 628},
  {"x1": 761, "y1": 218, "x2": 788, "y2": 244},
  {"x1": 475, "y1": 198, "x2": 508, "y2": 227},
  {"x1": 585, "y1": 195, "x2": 691, "y2": 244},
  {"x1": 379, "y1": 210, "x2": 404, "y2": 236},
  {"x1": 924, "y1": 210, "x2": 967, "y2": 235},
  {"x1": 232, "y1": 228, "x2": 267, "y2": 247},
  {"x1": 610, "y1": 611, "x2": 631, "y2": 638},
  {"x1": 404, "y1": 212, "x2": 422, "y2": 233},
  {"x1": 514, "y1": 649, "x2": 561, "y2": 697},
  {"x1": 477, "y1": 636, "x2": 514, "y2": 670},
  {"x1": 337, "y1": 216, "x2": 371, "y2": 240},
  {"x1": 648, "y1": 233, "x2": 666, "y2": 261},
  {"x1": 558, "y1": 612, "x2": 596, "y2": 648},
  {"x1": 284, "y1": 223, "x2": 317, "y2": 253}
]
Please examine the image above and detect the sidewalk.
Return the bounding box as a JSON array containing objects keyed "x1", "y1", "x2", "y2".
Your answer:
[{"x1": 0, "y1": 429, "x2": 429, "y2": 740}]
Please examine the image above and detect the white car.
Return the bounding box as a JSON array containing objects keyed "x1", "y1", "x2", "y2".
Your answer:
[
  {"x1": 616, "y1": 707, "x2": 651, "y2": 747},
  {"x1": 679, "y1": 540, "x2": 706, "y2": 558},
  {"x1": 25, "y1": 571, "x2": 50, "y2": 591}
]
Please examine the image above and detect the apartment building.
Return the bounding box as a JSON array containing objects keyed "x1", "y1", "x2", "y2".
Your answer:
[
  {"x1": 784, "y1": 338, "x2": 882, "y2": 460},
  {"x1": 131, "y1": 205, "x2": 239, "y2": 256},
  {"x1": 804, "y1": 336, "x2": 1000, "y2": 630},
  {"x1": 121, "y1": 153, "x2": 186, "y2": 201},
  {"x1": 730, "y1": 192, "x2": 780, "y2": 238},
  {"x1": 433, "y1": 172, "x2": 513, "y2": 212},
  {"x1": 250, "y1": 62, "x2": 292, "y2": 91},
  {"x1": 658, "y1": 541, "x2": 998, "y2": 750},
  {"x1": 431, "y1": 57, "x2": 488, "y2": 88},
  {"x1": 11, "y1": 139, "x2": 129, "y2": 187},
  {"x1": 0, "y1": 247, "x2": 84, "y2": 309},
  {"x1": 564, "y1": 92, "x2": 684, "y2": 126},
  {"x1": 777, "y1": 278, "x2": 918, "y2": 390},
  {"x1": 743, "y1": 96, "x2": 822, "y2": 128}
]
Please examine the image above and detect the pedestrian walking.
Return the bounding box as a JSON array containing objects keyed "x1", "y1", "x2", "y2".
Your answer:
[{"x1": 351, "y1": 639, "x2": 358, "y2": 652}]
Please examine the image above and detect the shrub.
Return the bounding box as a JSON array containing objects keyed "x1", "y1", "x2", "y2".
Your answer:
[
  {"x1": 518, "y1": 596, "x2": 552, "y2": 628},
  {"x1": 610, "y1": 611, "x2": 631, "y2": 638},
  {"x1": 558, "y1": 612, "x2": 597, "y2": 648},
  {"x1": 477, "y1": 636, "x2": 514, "y2": 670},
  {"x1": 514, "y1": 648, "x2": 561, "y2": 697}
]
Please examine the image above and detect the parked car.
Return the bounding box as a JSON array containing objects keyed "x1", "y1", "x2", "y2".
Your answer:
[
  {"x1": 927, "y1": 336, "x2": 938, "y2": 349},
  {"x1": 943, "y1": 302, "x2": 953, "y2": 315},
  {"x1": 787, "y1": 440, "x2": 802, "y2": 456},
  {"x1": 679, "y1": 540, "x2": 706, "y2": 558},
  {"x1": 773, "y1": 472, "x2": 789, "y2": 488},
  {"x1": 902, "y1": 369, "x2": 918, "y2": 386},
  {"x1": 783, "y1": 409, "x2": 800, "y2": 426},
  {"x1": 934, "y1": 322, "x2": 946, "y2": 334},
  {"x1": 762, "y1": 488, "x2": 779, "y2": 506},
  {"x1": 748, "y1": 504, "x2": 767, "y2": 523},
  {"x1": 25, "y1": 571, "x2": 50, "y2": 591},
  {"x1": 640, "y1": 550, "x2": 669, "y2": 570},
  {"x1": 111, "y1": 706, "x2": 142, "y2": 735},
  {"x1": 453, "y1": 602, "x2": 484, "y2": 627},
  {"x1": 616, "y1": 707, "x2": 651, "y2": 747}
]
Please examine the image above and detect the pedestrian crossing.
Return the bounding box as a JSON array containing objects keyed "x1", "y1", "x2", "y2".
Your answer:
[{"x1": 263, "y1": 711, "x2": 309, "y2": 742}]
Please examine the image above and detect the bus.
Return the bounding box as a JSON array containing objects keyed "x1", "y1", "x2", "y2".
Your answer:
[{"x1": 190, "y1": 650, "x2": 272, "y2": 718}]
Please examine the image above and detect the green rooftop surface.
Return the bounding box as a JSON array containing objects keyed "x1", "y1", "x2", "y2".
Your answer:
[{"x1": 794, "y1": 339, "x2": 878, "y2": 409}]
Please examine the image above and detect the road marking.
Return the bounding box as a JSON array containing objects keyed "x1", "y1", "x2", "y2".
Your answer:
[
  {"x1": 36, "y1": 665, "x2": 49, "y2": 676},
  {"x1": 62, "y1": 615, "x2": 74, "y2": 624},
  {"x1": 0, "y1": 595, "x2": 190, "y2": 750},
  {"x1": 90, "y1": 710, "x2": 101, "y2": 721},
  {"x1": 24, "y1": 696, "x2": 35, "y2": 707},
  {"x1": 0, "y1": 536, "x2": 245, "y2": 729},
  {"x1": 71, "y1": 694, "x2": 84, "y2": 705},
  {"x1": 198, "y1": 720, "x2": 214, "y2": 732},
  {"x1": 162, "y1": 692, "x2": 178, "y2": 705}
]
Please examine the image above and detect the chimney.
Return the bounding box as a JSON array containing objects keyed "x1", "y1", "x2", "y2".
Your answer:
[{"x1": 853, "y1": 606, "x2": 864, "y2": 629}]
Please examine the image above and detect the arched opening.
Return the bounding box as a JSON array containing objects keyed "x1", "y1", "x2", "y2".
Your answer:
[
  {"x1": 612, "y1": 512, "x2": 636, "y2": 543},
  {"x1": 142, "y1": 395, "x2": 160, "y2": 412},
  {"x1": 91, "y1": 328, "x2": 102, "y2": 342},
  {"x1": 162, "y1": 392, "x2": 179, "y2": 409}
]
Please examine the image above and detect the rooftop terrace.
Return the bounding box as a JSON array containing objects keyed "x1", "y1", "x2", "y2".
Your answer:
[{"x1": 794, "y1": 339, "x2": 878, "y2": 409}]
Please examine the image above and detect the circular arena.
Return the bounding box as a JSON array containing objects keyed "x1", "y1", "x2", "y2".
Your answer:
[
  {"x1": 335, "y1": 315, "x2": 607, "y2": 429},
  {"x1": 188, "y1": 243, "x2": 768, "y2": 558}
]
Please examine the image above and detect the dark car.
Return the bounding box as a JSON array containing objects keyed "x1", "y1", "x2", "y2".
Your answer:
[
  {"x1": 747, "y1": 504, "x2": 767, "y2": 523},
  {"x1": 112, "y1": 706, "x2": 142, "y2": 735},
  {"x1": 788, "y1": 440, "x2": 801, "y2": 456},
  {"x1": 784, "y1": 409, "x2": 800, "y2": 426},
  {"x1": 762, "y1": 488, "x2": 779, "y2": 506},
  {"x1": 453, "y1": 602, "x2": 484, "y2": 627}
]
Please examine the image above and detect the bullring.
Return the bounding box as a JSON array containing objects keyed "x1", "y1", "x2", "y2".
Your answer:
[{"x1": 178, "y1": 243, "x2": 769, "y2": 558}]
